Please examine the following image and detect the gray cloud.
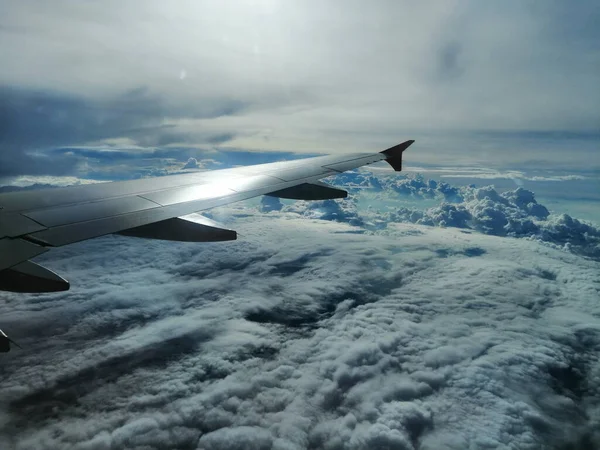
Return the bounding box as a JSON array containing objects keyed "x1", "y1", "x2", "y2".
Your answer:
[
  {"x1": 0, "y1": 86, "x2": 244, "y2": 177},
  {"x1": 435, "y1": 41, "x2": 464, "y2": 81},
  {"x1": 0, "y1": 0, "x2": 598, "y2": 174}
]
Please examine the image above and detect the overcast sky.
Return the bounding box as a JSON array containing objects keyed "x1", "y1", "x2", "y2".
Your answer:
[{"x1": 1, "y1": 0, "x2": 599, "y2": 177}]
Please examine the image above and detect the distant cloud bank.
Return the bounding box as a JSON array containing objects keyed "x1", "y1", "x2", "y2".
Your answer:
[{"x1": 271, "y1": 172, "x2": 600, "y2": 261}]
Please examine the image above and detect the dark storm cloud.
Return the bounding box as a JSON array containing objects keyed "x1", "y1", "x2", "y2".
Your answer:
[{"x1": 0, "y1": 86, "x2": 245, "y2": 177}]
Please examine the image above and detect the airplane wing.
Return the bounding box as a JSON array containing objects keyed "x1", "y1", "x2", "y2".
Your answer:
[{"x1": 0, "y1": 140, "x2": 414, "y2": 293}]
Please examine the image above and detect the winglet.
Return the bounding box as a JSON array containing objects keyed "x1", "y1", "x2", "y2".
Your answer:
[{"x1": 380, "y1": 140, "x2": 414, "y2": 171}]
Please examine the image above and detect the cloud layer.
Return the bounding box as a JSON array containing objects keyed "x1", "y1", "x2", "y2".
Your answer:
[
  {"x1": 278, "y1": 172, "x2": 600, "y2": 261},
  {"x1": 1, "y1": 1, "x2": 599, "y2": 176},
  {"x1": 1, "y1": 209, "x2": 599, "y2": 449}
]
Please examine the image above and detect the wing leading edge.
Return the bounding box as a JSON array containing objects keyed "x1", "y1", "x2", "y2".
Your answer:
[{"x1": 0, "y1": 140, "x2": 414, "y2": 286}]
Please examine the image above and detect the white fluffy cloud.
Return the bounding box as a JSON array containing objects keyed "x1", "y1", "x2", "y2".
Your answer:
[
  {"x1": 182, "y1": 158, "x2": 200, "y2": 170},
  {"x1": 388, "y1": 185, "x2": 599, "y2": 260},
  {"x1": 1, "y1": 209, "x2": 599, "y2": 449},
  {"x1": 282, "y1": 199, "x2": 364, "y2": 228},
  {"x1": 310, "y1": 172, "x2": 600, "y2": 260}
]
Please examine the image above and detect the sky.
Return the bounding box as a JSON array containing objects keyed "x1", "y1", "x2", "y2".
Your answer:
[
  {"x1": 2, "y1": 2, "x2": 600, "y2": 449},
  {"x1": 1, "y1": 0, "x2": 599, "y2": 181}
]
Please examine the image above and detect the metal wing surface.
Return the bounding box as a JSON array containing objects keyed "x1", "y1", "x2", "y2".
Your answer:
[{"x1": 0, "y1": 140, "x2": 414, "y2": 291}]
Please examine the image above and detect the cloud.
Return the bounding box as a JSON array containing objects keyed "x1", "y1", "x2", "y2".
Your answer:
[
  {"x1": 440, "y1": 172, "x2": 590, "y2": 182},
  {"x1": 0, "y1": 146, "x2": 314, "y2": 187},
  {"x1": 0, "y1": 212, "x2": 599, "y2": 449},
  {"x1": 0, "y1": 86, "x2": 245, "y2": 178},
  {"x1": 284, "y1": 171, "x2": 599, "y2": 260},
  {"x1": 383, "y1": 175, "x2": 463, "y2": 202},
  {"x1": 1, "y1": 1, "x2": 599, "y2": 175},
  {"x1": 182, "y1": 158, "x2": 200, "y2": 169},
  {"x1": 384, "y1": 183, "x2": 600, "y2": 260},
  {"x1": 260, "y1": 196, "x2": 283, "y2": 213},
  {"x1": 282, "y1": 199, "x2": 365, "y2": 227},
  {"x1": 406, "y1": 165, "x2": 593, "y2": 183}
]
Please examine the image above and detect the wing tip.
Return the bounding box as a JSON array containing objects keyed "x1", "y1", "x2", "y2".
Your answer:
[
  {"x1": 380, "y1": 139, "x2": 415, "y2": 156},
  {"x1": 380, "y1": 139, "x2": 414, "y2": 171}
]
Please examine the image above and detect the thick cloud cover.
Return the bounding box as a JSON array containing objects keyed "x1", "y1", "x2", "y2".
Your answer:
[
  {"x1": 1, "y1": 208, "x2": 599, "y2": 449},
  {"x1": 2, "y1": 1, "x2": 600, "y2": 178},
  {"x1": 308, "y1": 172, "x2": 600, "y2": 261}
]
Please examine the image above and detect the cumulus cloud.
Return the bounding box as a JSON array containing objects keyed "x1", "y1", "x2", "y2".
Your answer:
[
  {"x1": 385, "y1": 183, "x2": 600, "y2": 260},
  {"x1": 282, "y1": 199, "x2": 364, "y2": 228},
  {"x1": 180, "y1": 158, "x2": 224, "y2": 172},
  {"x1": 0, "y1": 214, "x2": 599, "y2": 449},
  {"x1": 385, "y1": 175, "x2": 463, "y2": 203},
  {"x1": 282, "y1": 172, "x2": 600, "y2": 260},
  {"x1": 182, "y1": 158, "x2": 200, "y2": 169}
]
